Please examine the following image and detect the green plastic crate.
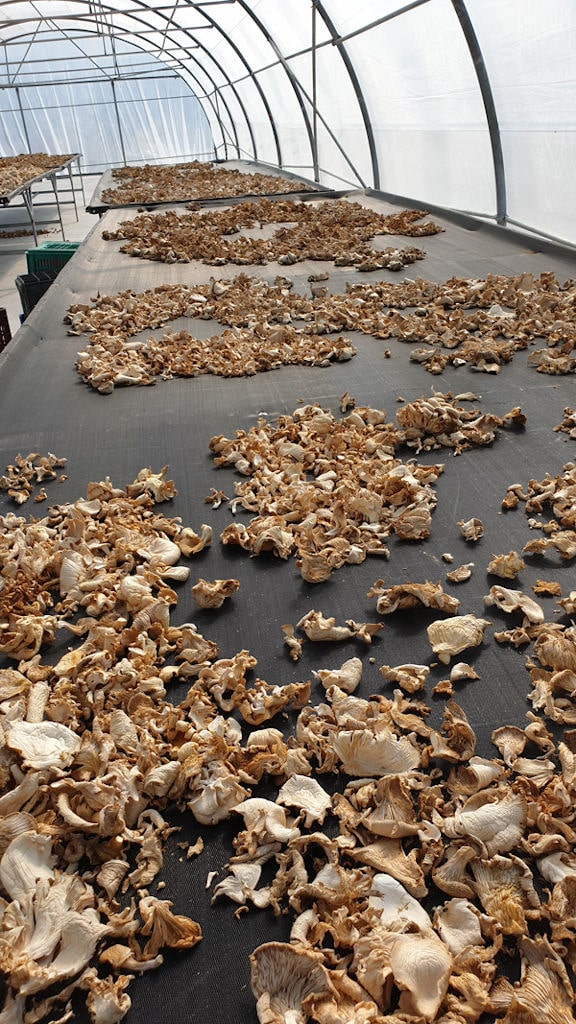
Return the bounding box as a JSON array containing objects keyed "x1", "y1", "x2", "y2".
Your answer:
[{"x1": 26, "y1": 241, "x2": 80, "y2": 274}]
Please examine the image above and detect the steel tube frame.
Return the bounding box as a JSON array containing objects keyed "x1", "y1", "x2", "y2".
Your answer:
[{"x1": 450, "y1": 0, "x2": 507, "y2": 224}]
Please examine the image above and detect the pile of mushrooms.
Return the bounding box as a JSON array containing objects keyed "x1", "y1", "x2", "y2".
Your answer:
[
  {"x1": 208, "y1": 396, "x2": 524, "y2": 582},
  {"x1": 101, "y1": 198, "x2": 438, "y2": 269},
  {"x1": 2, "y1": 442, "x2": 576, "y2": 1022},
  {"x1": 68, "y1": 269, "x2": 576, "y2": 399},
  {"x1": 100, "y1": 161, "x2": 317, "y2": 206},
  {"x1": 0, "y1": 465, "x2": 312, "y2": 1022},
  {"x1": 0, "y1": 451, "x2": 67, "y2": 505},
  {"x1": 0, "y1": 153, "x2": 73, "y2": 194}
]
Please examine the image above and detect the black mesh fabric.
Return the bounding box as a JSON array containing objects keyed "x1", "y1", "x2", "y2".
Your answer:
[{"x1": 1, "y1": 194, "x2": 575, "y2": 1023}]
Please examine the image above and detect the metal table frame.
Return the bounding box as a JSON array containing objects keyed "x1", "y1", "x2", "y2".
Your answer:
[{"x1": 0, "y1": 153, "x2": 83, "y2": 244}]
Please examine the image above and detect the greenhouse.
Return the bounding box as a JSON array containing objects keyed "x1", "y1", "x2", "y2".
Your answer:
[{"x1": 0, "y1": 4, "x2": 576, "y2": 1024}]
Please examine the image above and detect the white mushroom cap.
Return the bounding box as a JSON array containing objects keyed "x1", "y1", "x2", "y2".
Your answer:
[
  {"x1": 5, "y1": 720, "x2": 81, "y2": 770},
  {"x1": 369, "y1": 874, "x2": 432, "y2": 930},
  {"x1": 277, "y1": 775, "x2": 332, "y2": 827}
]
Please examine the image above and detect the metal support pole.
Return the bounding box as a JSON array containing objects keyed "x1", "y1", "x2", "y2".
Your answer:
[
  {"x1": 75, "y1": 156, "x2": 86, "y2": 206},
  {"x1": 15, "y1": 86, "x2": 32, "y2": 153},
  {"x1": 48, "y1": 172, "x2": 66, "y2": 240},
  {"x1": 110, "y1": 79, "x2": 128, "y2": 166},
  {"x1": 451, "y1": 0, "x2": 507, "y2": 225},
  {"x1": 20, "y1": 186, "x2": 38, "y2": 246},
  {"x1": 67, "y1": 163, "x2": 79, "y2": 222},
  {"x1": 311, "y1": 1, "x2": 319, "y2": 182}
]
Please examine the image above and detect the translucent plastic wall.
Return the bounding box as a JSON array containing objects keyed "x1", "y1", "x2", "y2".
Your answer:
[
  {"x1": 0, "y1": 39, "x2": 213, "y2": 172},
  {"x1": 0, "y1": 1, "x2": 574, "y2": 247},
  {"x1": 330, "y1": 0, "x2": 497, "y2": 213},
  {"x1": 467, "y1": 0, "x2": 576, "y2": 244}
]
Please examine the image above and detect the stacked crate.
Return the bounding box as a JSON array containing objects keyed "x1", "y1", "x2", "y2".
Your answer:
[{"x1": 16, "y1": 241, "x2": 80, "y2": 319}]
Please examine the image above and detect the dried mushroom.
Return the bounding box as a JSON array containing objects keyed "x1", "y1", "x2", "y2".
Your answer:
[
  {"x1": 191, "y1": 577, "x2": 240, "y2": 609},
  {"x1": 313, "y1": 657, "x2": 363, "y2": 693},
  {"x1": 446, "y1": 562, "x2": 474, "y2": 583},
  {"x1": 368, "y1": 579, "x2": 459, "y2": 615},
  {"x1": 458, "y1": 517, "x2": 484, "y2": 541},
  {"x1": 209, "y1": 399, "x2": 519, "y2": 581},
  {"x1": 487, "y1": 550, "x2": 525, "y2": 578},
  {"x1": 427, "y1": 614, "x2": 490, "y2": 664},
  {"x1": 102, "y1": 197, "x2": 437, "y2": 270},
  {"x1": 379, "y1": 663, "x2": 430, "y2": 693},
  {"x1": 483, "y1": 585, "x2": 545, "y2": 626}
]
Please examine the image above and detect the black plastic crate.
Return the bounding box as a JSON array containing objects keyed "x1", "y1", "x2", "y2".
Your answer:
[
  {"x1": 0, "y1": 308, "x2": 11, "y2": 353},
  {"x1": 15, "y1": 270, "x2": 59, "y2": 318}
]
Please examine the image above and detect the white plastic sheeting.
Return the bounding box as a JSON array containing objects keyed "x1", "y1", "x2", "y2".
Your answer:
[
  {"x1": 0, "y1": 39, "x2": 213, "y2": 171},
  {"x1": 0, "y1": 0, "x2": 573, "y2": 245}
]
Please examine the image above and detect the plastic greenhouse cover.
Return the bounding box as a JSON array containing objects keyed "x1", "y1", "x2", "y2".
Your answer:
[{"x1": 0, "y1": 2, "x2": 574, "y2": 267}]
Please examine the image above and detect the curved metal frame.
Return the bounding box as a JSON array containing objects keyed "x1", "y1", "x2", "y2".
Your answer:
[
  {"x1": 0, "y1": 0, "x2": 264, "y2": 164},
  {"x1": 232, "y1": 0, "x2": 316, "y2": 170},
  {"x1": 315, "y1": 1, "x2": 380, "y2": 188},
  {"x1": 231, "y1": 1, "x2": 368, "y2": 186},
  {"x1": 172, "y1": 1, "x2": 283, "y2": 165},
  {"x1": 450, "y1": 0, "x2": 507, "y2": 223},
  {"x1": 0, "y1": 0, "x2": 509, "y2": 225}
]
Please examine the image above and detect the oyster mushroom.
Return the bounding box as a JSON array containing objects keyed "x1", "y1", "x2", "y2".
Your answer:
[
  {"x1": 0, "y1": 832, "x2": 56, "y2": 903},
  {"x1": 211, "y1": 863, "x2": 272, "y2": 909},
  {"x1": 483, "y1": 585, "x2": 544, "y2": 626},
  {"x1": 458, "y1": 517, "x2": 484, "y2": 541},
  {"x1": 83, "y1": 971, "x2": 133, "y2": 1024},
  {"x1": 379, "y1": 663, "x2": 430, "y2": 693},
  {"x1": 471, "y1": 854, "x2": 541, "y2": 935},
  {"x1": 332, "y1": 729, "x2": 420, "y2": 777},
  {"x1": 191, "y1": 577, "x2": 240, "y2": 609},
  {"x1": 233, "y1": 798, "x2": 300, "y2": 845},
  {"x1": 433, "y1": 897, "x2": 484, "y2": 954},
  {"x1": 313, "y1": 657, "x2": 362, "y2": 694},
  {"x1": 296, "y1": 611, "x2": 355, "y2": 642},
  {"x1": 387, "y1": 929, "x2": 452, "y2": 1020},
  {"x1": 138, "y1": 895, "x2": 202, "y2": 957},
  {"x1": 250, "y1": 941, "x2": 336, "y2": 1024},
  {"x1": 427, "y1": 614, "x2": 490, "y2": 664},
  {"x1": 367, "y1": 579, "x2": 459, "y2": 615},
  {"x1": 442, "y1": 787, "x2": 527, "y2": 856},
  {"x1": 446, "y1": 562, "x2": 474, "y2": 583},
  {"x1": 487, "y1": 550, "x2": 525, "y2": 579},
  {"x1": 281, "y1": 623, "x2": 303, "y2": 661},
  {"x1": 493, "y1": 935, "x2": 576, "y2": 1024},
  {"x1": 5, "y1": 720, "x2": 81, "y2": 770},
  {"x1": 277, "y1": 775, "x2": 332, "y2": 827}
]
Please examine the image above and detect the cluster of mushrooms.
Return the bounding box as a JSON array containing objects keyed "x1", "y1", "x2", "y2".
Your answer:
[
  {"x1": 67, "y1": 269, "x2": 576, "y2": 395},
  {"x1": 3, "y1": 166, "x2": 576, "y2": 1024},
  {"x1": 100, "y1": 161, "x2": 317, "y2": 206},
  {"x1": 101, "y1": 199, "x2": 438, "y2": 269},
  {"x1": 554, "y1": 408, "x2": 576, "y2": 439},
  {"x1": 1, "y1": 443, "x2": 576, "y2": 1023},
  {"x1": 0, "y1": 153, "x2": 73, "y2": 195},
  {"x1": 0, "y1": 451, "x2": 68, "y2": 505},
  {"x1": 208, "y1": 396, "x2": 524, "y2": 582}
]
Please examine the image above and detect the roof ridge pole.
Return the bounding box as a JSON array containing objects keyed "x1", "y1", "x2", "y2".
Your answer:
[
  {"x1": 311, "y1": 1, "x2": 319, "y2": 181},
  {"x1": 450, "y1": 0, "x2": 507, "y2": 225}
]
